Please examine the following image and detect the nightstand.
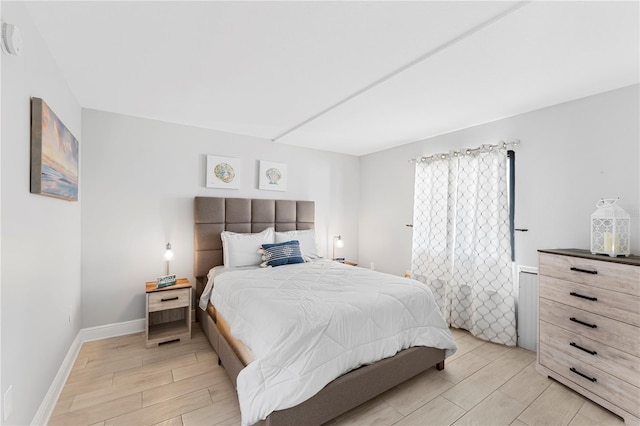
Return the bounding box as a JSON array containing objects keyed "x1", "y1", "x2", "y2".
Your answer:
[
  {"x1": 145, "y1": 278, "x2": 192, "y2": 348},
  {"x1": 335, "y1": 259, "x2": 357, "y2": 266}
]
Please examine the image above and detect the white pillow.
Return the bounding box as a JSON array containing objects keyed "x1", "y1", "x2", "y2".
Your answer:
[
  {"x1": 221, "y1": 227, "x2": 275, "y2": 267},
  {"x1": 275, "y1": 229, "x2": 320, "y2": 260}
]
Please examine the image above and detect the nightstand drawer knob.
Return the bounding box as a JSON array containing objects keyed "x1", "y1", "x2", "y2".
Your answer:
[{"x1": 161, "y1": 296, "x2": 179, "y2": 302}]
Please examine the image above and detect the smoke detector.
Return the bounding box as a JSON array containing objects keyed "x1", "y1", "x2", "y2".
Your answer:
[{"x1": 1, "y1": 20, "x2": 23, "y2": 56}]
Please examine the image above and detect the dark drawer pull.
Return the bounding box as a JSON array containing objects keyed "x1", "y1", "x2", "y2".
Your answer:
[
  {"x1": 570, "y1": 367, "x2": 597, "y2": 382},
  {"x1": 161, "y1": 296, "x2": 179, "y2": 302},
  {"x1": 570, "y1": 292, "x2": 597, "y2": 302},
  {"x1": 570, "y1": 317, "x2": 597, "y2": 328},
  {"x1": 570, "y1": 267, "x2": 597, "y2": 275},
  {"x1": 570, "y1": 342, "x2": 597, "y2": 356}
]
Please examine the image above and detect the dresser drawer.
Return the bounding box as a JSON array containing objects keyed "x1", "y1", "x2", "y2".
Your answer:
[
  {"x1": 539, "y1": 320, "x2": 640, "y2": 386},
  {"x1": 540, "y1": 343, "x2": 640, "y2": 418},
  {"x1": 540, "y1": 275, "x2": 640, "y2": 326},
  {"x1": 539, "y1": 252, "x2": 640, "y2": 297},
  {"x1": 539, "y1": 298, "x2": 639, "y2": 355},
  {"x1": 148, "y1": 288, "x2": 190, "y2": 312}
]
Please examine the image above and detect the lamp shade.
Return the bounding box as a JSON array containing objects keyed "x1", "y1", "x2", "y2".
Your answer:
[
  {"x1": 163, "y1": 243, "x2": 174, "y2": 261},
  {"x1": 590, "y1": 199, "x2": 630, "y2": 257},
  {"x1": 163, "y1": 242, "x2": 174, "y2": 275},
  {"x1": 332, "y1": 235, "x2": 344, "y2": 260}
]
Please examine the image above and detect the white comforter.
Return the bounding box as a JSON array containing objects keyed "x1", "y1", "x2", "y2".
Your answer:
[{"x1": 208, "y1": 260, "x2": 457, "y2": 425}]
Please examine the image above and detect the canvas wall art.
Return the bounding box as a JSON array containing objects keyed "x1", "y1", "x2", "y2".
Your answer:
[
  {"x1": 30, "y1": 97, "x2": 79, "y2": 201},
  {"x1": 259, "y1": 160, "x2": 287, "y2": 191},
  {"x1": 206, "y1": 155, "x2": 241, "y2": 189}
]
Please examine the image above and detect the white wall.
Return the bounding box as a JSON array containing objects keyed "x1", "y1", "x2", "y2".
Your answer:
[
  {"x1": 81, "y1": 110, "x2": 359, "y2": 328},
  {"x1": 359, "y1": 85, "x2": 640, "y2": 276},
  {"x1": 0, "y1": 0, "x2": 3, "y2": 422},
  {"x1": 1, "y1": 2, "x2": 82, "y2": 425}
]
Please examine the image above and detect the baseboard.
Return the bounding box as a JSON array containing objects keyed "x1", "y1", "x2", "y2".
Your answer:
[
  {"x1": 81, "y1": 318, "x2": 145, "y2": 342},
  {"x1": 32, "y1": 318, "x2": 145, "y2": 425},
  {"x1": 30, "y1": 332, "x2": 83, "y2": 426}
]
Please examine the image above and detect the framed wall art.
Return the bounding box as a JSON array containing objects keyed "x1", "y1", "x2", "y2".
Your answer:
[
  {"x1": 30, "y1": 97, "x2": 79, "y2": 201},
  {"x1": 259, "y1": 160, "x2": 287, "y2": 191},
  {"x1": 206, "y1": 155, "x2": 241, "y2": 189}
]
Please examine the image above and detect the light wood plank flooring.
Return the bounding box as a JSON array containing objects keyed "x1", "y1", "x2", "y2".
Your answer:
[{"x1": 50, "y1": 325, "x2": 625, "y2": 425}]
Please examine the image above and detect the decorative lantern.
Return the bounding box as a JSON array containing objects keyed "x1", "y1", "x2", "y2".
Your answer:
[{"x1": 590, "y1": 199, "x2": 631, "y2": 257}]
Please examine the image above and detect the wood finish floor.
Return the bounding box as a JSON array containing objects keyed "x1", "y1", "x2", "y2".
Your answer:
[{"x1": 49, "y1": 325, "x2": 625, "y2": 426}]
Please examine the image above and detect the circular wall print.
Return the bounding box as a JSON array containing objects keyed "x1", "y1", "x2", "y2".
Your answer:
[
  {"x1": 214, "y1": 163, "x2": 235, "y2": 183},
  {"x1": 265, "y1": 168, "x2": 281, "y2": 184}
]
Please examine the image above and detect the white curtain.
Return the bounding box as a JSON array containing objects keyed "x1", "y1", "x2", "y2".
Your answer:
[{"x1": 411, "y1": 146, "x2": 516, "y2": 346}]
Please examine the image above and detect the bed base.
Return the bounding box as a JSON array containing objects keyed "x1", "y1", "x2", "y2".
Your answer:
[
  {"x1": 196, "y1": 304, "x2": 446, "y2": 426},
  {"x1": 193, "y1": 198, "x2": 446, "y2": 425}
]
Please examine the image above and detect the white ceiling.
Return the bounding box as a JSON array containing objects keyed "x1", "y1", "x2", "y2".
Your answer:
[{"x1": 24, "y1": 1, "x2": 639, "y2": 156}]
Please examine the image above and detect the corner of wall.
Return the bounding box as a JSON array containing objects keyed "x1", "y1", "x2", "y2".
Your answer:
[{"x1": 1, "y1": 2, "x2": 82, "y2": 424}]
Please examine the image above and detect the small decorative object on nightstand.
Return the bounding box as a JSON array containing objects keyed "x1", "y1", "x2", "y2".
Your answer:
[
  {"x1": 156, "y1": 274, "x2": 177, "y2": 288},
  {"x1": 333, "y1": 257, "x2": 357, "y2": 266},
  {"x1": 145, "y1": 278, "x2": 191, "y2": 348}
]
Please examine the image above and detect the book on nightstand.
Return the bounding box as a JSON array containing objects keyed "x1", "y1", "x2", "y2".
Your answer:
[{"x1": 156, "y1": 274, "x2": 177, "y2": 288}]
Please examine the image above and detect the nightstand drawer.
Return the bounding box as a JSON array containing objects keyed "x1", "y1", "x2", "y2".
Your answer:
[
  {"x1": 539, "y1": 252, "x2": 640, "y2": 297},
  {"x1": 540, "y1": 275, "x2": 640, "y2": 326},
  {"x1": 148, "y1": 288, "x2": 190, "y2": 312}
]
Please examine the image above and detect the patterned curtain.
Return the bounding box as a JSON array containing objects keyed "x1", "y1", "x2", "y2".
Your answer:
[{"x1": 411, "y1": 146, "x2": 516, "y2": 346}]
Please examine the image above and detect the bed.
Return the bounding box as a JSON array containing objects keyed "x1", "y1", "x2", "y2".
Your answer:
[{"x1": 194, "y1": 196, "x2": 456, "y2": 426}]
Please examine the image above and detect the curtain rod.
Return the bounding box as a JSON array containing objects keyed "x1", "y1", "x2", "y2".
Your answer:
[{"x1": 408, "y1": 140, "x2": 520, "y2": 164}]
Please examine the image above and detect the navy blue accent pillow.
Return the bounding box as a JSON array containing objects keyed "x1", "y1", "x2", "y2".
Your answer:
[{"x1": 260, "y1": 240, "x2": 305, "y2": 267}]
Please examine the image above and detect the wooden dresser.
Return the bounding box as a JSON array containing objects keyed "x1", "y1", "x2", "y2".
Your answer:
[{"x1": 537, "y1": 249, "x2": 640, "y2": 425}]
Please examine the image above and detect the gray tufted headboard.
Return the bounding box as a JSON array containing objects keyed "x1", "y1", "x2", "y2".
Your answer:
[{"x1": 194, "y1": 197, "x2": 315, "y2": 279}]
